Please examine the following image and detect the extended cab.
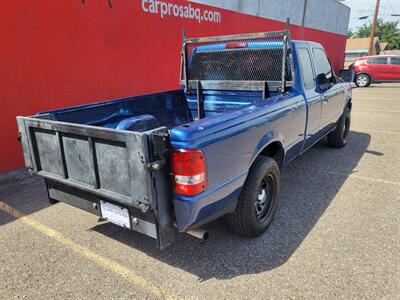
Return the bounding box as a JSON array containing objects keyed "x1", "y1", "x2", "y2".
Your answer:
[{"x1": 17, "y1": 26, "x2": 352, "y2": 249}]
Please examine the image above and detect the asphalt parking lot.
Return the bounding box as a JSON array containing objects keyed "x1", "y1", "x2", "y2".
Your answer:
[{"x1": 1, "y1": 83, "x2": 399, "y2": 299}]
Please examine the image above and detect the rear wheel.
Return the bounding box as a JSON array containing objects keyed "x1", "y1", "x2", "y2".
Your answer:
[
  {"x1": 327, "y1": 107, "x2": 351, "y2": 148},
  {"x1": 355, "y1": 74, "x2": 370, "y2": 87},
  {"x1": 227, "y1": 156, "x2": 280, "y2": 237}
]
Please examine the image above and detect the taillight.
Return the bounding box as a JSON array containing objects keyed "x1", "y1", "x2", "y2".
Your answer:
[
  {"x1": 225, "y1": 42, "x2": 248, "y2": 49},
  {"x1": 171, "y1": 149, "x2": 207, "y2": 196}
]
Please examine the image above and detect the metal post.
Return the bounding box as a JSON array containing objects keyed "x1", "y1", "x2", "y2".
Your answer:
[
  {"x1": 281, "y1": 18, "x2": 290, "y2": 92},
  {"x1": 286, "y1": 19, "x2": 295, "y2": 86},
  {"x1": 368, "y1": 0, "x2": 380, "y2": 56},
  {"x1": 262, "y1": 81, "x2": 269, "y2": 99},
  {"x1": 196, "y1": 80, "x2": 204, "y2": 119},
  {"x1": 181, "y1": 28, "x2": 189, "y2": 93}
]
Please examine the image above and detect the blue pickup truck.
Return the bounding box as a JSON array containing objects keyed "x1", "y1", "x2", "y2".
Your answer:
[{"x1": 17, "y1": 26, "x2": 352, "y2": 249}]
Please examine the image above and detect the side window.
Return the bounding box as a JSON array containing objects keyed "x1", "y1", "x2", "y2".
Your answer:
[
  {"x1": 313, "y1": 48, "x2": 332, "y2": 79},
  {"x1": 297, "y1": 48, "x2": 315, "y2": 90},
  {"x1": 390, "y1": 57, "x2": 400, "y2": 65},
  {"x1": 367, "y1": 57, "x2": 388, "y2": 64}
]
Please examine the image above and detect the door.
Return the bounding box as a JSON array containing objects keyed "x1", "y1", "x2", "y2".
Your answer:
[
  {"x1": 366, "y1": 57, "x2": 389, "y2": 80},
  {"x1": 312, "y1": 47, "x2": 344, "y2": 130},
  {"x1": 388, "y1": 57, "x2": 400, "y2": 81},
  {"x1": 296, "y1": 47, "x2": 322, "y2": 150}
]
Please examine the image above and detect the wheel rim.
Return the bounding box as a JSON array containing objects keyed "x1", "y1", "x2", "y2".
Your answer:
[
  {"x1": 356, "y1": 75, "x2": 368, "y2": 86},
  {"x1": 255, "y1": 174, "x2": 275, "y2": 223}
]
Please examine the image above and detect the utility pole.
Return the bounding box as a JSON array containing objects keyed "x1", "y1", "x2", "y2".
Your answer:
[
  {"x1": 301, "y1": 0, "x2": 308, "y2": 27},
  {"x1": 368, "y1": 0, "x2": 380, "y2": 56}
]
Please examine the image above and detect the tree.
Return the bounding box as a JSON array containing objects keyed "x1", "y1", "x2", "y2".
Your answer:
[
  {"x1": 347, "y1": 29, "x2": 354, "y2": 38},
  {"x1": 353, "y1": 19, "x2": 400, "y2": 50}
]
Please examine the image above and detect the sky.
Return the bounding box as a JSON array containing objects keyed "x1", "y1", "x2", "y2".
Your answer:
[{"x1": 341, "y1": 0, "x2": 400, "y2": 31}]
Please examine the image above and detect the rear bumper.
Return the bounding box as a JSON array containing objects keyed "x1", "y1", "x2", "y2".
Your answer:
[
  {"x1": 173, "y1": 172, "x2": 247, "y2": 232},
  {"x1": 45, "y1": 169, "x2": 248, "y2": 245},
  {"x1": 46, "y1": 179, "x2": 176, "y2": 249}
]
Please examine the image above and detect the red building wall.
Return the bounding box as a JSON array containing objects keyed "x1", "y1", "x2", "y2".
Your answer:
[{"x1": 0, "y1": 0, "x2": 346, "y2": 172}]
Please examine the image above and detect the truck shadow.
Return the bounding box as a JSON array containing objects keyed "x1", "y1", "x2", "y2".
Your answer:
[
  {"x1": 0, "y1": 169, "x2": 49, "y2": 226},
  {"x1": 93, "y1": 130, "x2": 372, "y2": 280}
]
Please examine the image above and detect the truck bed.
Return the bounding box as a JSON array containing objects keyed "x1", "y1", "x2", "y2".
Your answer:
[
  {"x1": 39, "y1": 89, "x2": 261, "y2": 132},
  {"x1": 41, "y1": 90, "x2": 192, "y2": 130}
]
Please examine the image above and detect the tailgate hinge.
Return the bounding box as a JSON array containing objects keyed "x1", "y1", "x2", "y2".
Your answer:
[
  {"x1": 146, "y1": 159, "x2": 166, "y2": 171},
  {"x1": 145, "y1": 131, "x2": 170, "y2": 171},
  {"x1": 150, "y1": 132, "x2": 169, "y2": 157}
]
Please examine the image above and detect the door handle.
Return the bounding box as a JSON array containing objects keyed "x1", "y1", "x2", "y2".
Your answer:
[
  {"x1": 291, "y1": 106, "x2": 297, "y2": 113},
  {"x1": 322, "y1": 95, "x2": 329, "y2": 102}
]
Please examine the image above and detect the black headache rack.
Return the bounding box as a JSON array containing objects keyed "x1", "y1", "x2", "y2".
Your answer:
[
  {"x1": 16, "y1": 115, "x2": 175, "y2": 249},
  {"x1": 180, "y1": 18, "x2": 295, "y2": 118}
]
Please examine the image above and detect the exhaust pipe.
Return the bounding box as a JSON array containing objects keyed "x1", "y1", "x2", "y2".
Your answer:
[
  {"x1": 186, "y1": 228, "x2": 209, "y2": 241},
  {"x1": 173, "y1": 222, "x2": 209, "y2": 240}
]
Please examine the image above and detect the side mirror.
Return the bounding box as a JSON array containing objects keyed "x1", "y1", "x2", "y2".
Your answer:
[
  {"x1": 316, "y1": 73, "x2": 328, "y2": 92},
  {"x1": 338, "y1": 69, "x2": 355, "y2": 83}
]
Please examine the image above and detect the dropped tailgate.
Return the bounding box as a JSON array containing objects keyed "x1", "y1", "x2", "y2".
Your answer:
[{"x1": 16, "y1": 115, "x2": 174, "y2": 248}]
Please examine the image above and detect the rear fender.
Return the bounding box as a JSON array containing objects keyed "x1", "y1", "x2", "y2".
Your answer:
[
  {"x1": 251, "y1": 131, "x2": 285, "y2": 167},
  {"x1": 173, "y1": 132, "x2": 285, "y2": 232}
]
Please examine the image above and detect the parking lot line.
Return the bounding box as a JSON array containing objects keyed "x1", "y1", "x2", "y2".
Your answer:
[
  {"x1": 355, "y1": 109, "x2": 400, "y2": 113},
  {"x1": 305, "y1": 169, "x2": 400, "y2": 186},
  {"x1": 0, "y1": 201, "x2": 180, "y2": 300}
]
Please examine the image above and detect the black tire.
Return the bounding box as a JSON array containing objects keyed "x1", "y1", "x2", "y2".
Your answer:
[
  {"x1": 327, "y1": 107, "x2": 351, "y2": 148},
  {"x1": 355, "y1": 73, "x2": 370, "y2": 87},
  {"x1": 227, "y1": 156, "x2": 280, "y2": 237}
]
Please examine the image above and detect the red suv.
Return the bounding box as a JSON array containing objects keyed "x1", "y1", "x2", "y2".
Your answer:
[{"x1": 349, "y1": 55, "x2": 400, "y2": 87}]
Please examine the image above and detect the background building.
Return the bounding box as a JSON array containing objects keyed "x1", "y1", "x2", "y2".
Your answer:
[
  {"x1": 0, "y1": 0, "x2": 350, "y2": 172},
  {"x1": 345, "y1": 37, "x2": 381, "y2": 66}
]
